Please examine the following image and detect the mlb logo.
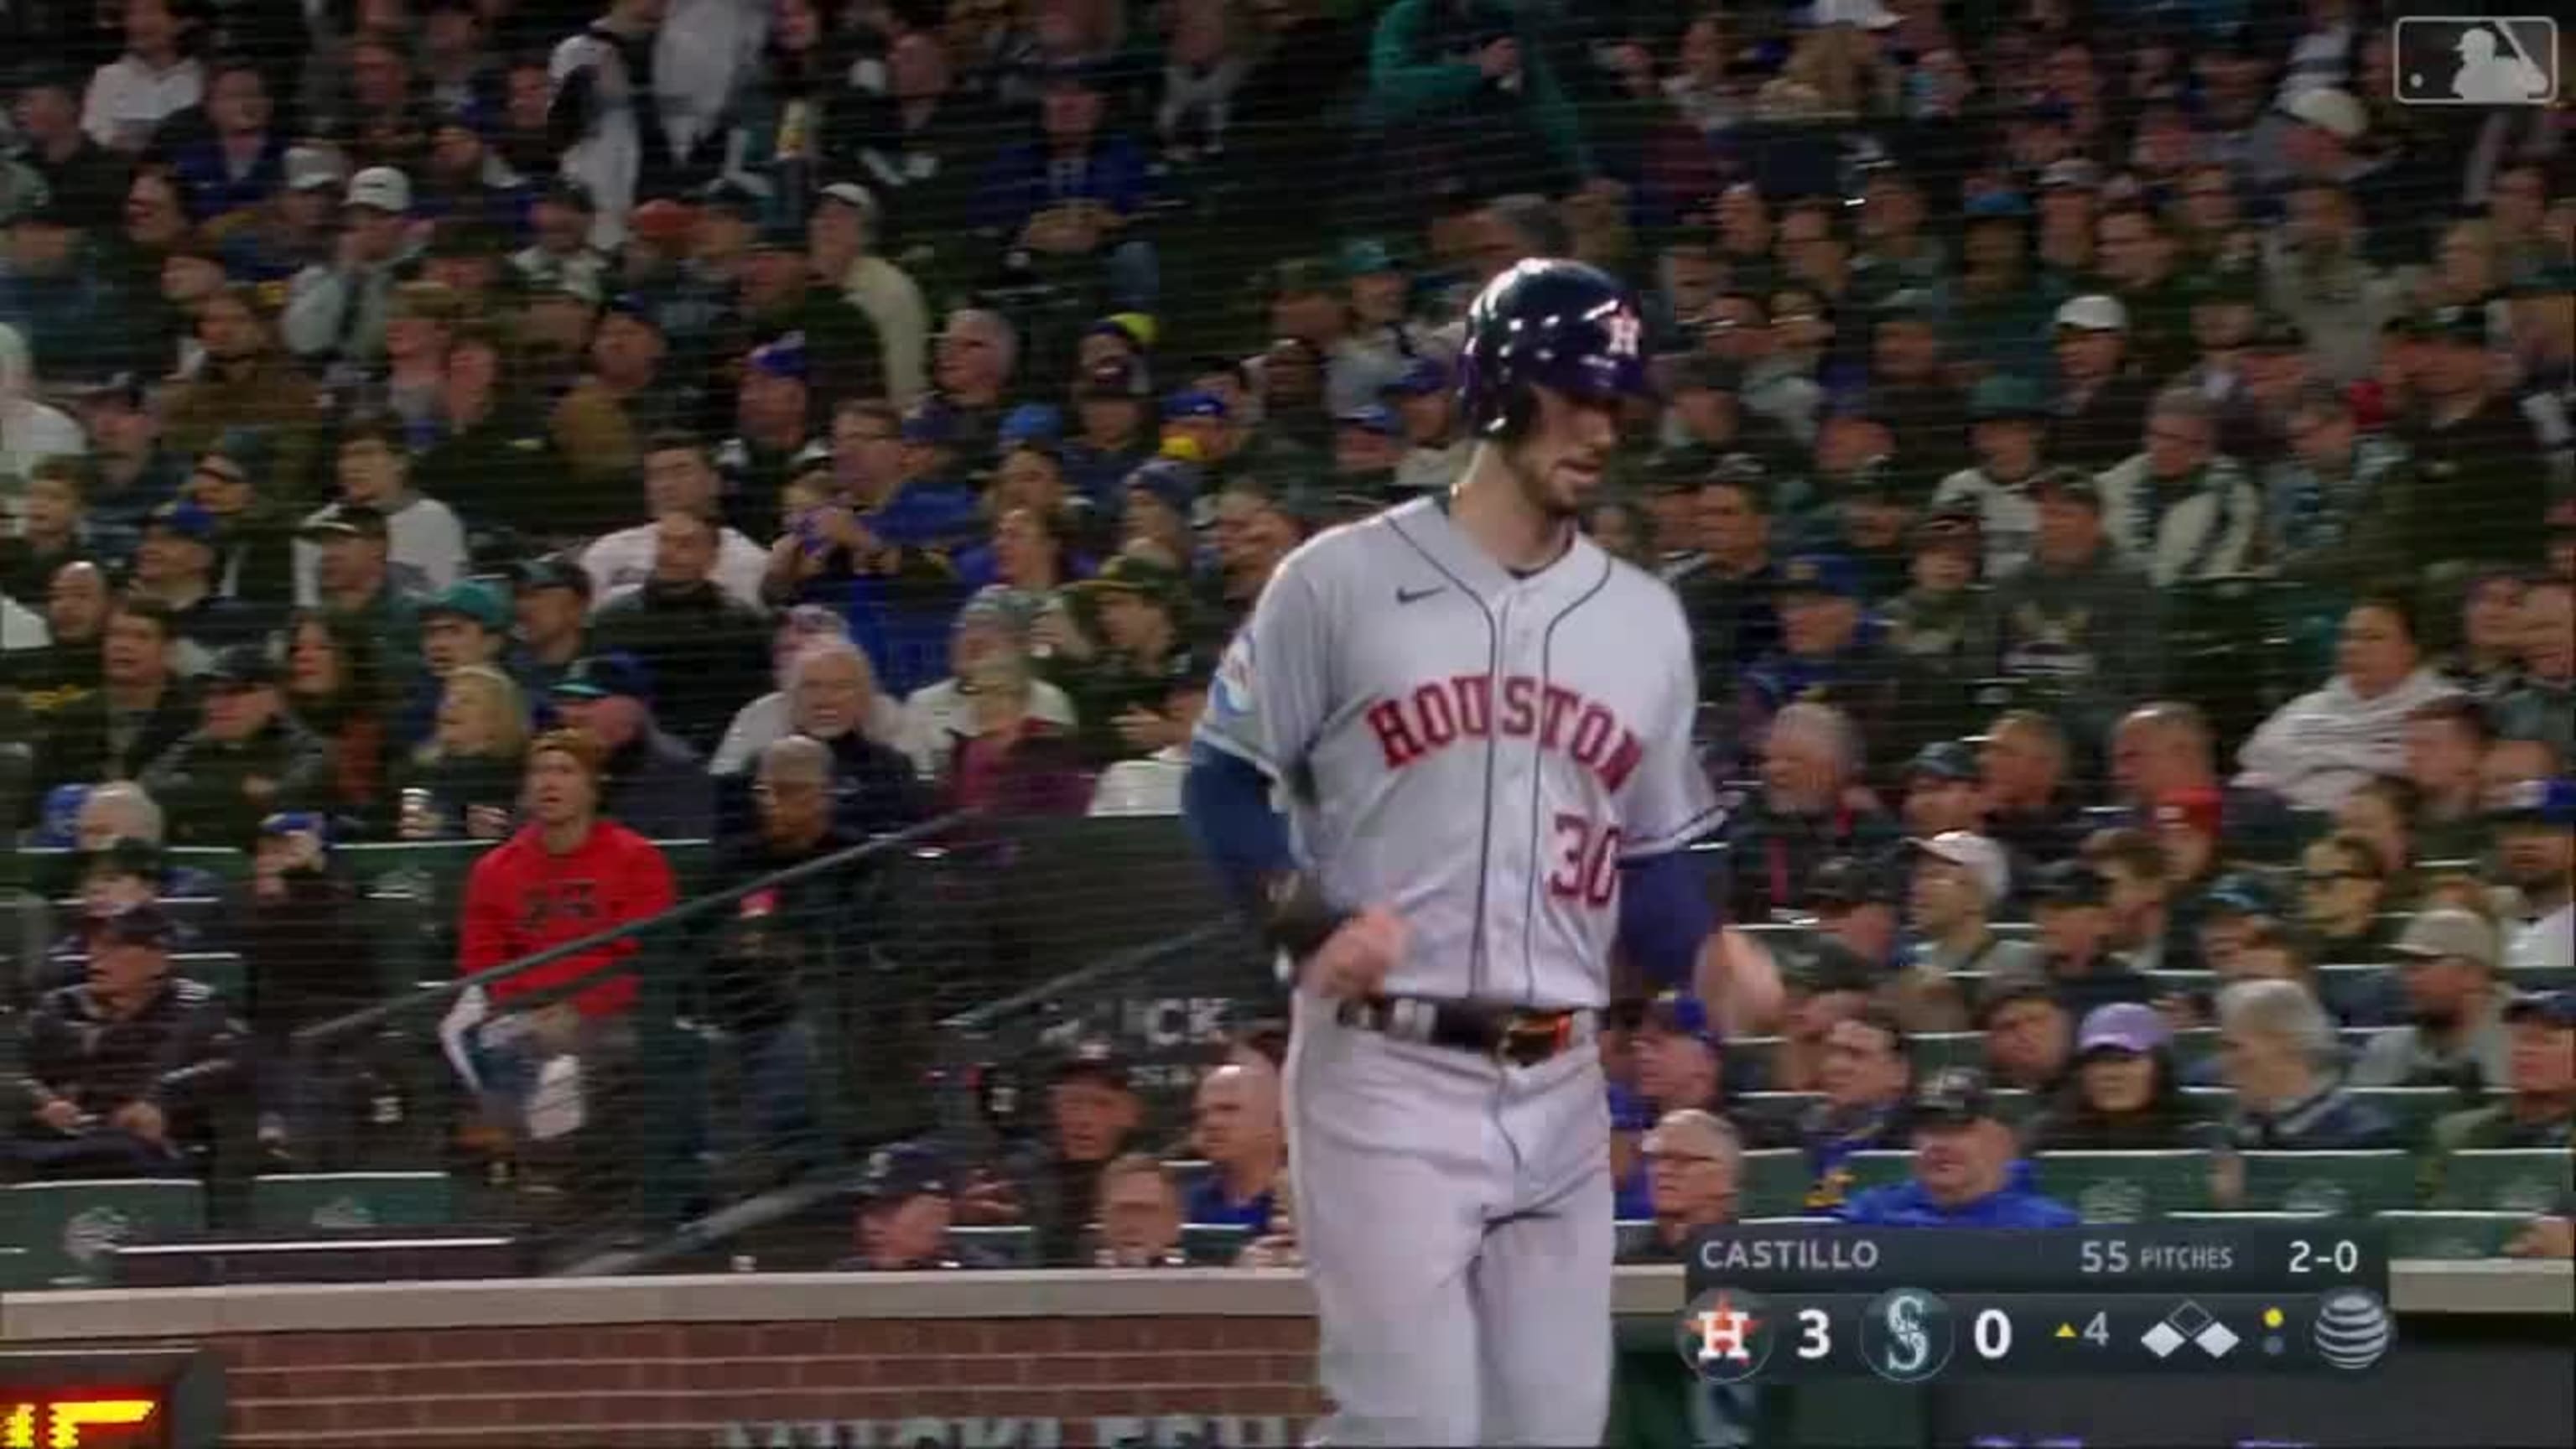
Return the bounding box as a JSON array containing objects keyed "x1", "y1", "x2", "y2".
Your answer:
[{"x1": 2392, "y1": 17, "x2": 2558, "y2": 106}]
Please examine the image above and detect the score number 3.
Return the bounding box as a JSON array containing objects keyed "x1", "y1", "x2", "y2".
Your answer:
[
  {"x1": 1797, "y1": 1308, "x2": 1832, "y2": 1360},
  {"x1": 1548, "y1": 813, "x2": 1623, "y2": 908}
]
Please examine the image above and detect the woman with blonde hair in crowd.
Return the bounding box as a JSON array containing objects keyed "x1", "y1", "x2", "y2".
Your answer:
[{"x1": 398, "y1": 665, "x2": 529, "y2": 840}]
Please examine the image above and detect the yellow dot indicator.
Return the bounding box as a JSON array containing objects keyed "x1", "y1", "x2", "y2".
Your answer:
[{"x1": 2262, "y1": 1306, "x2": 2286, "y2": 1330}]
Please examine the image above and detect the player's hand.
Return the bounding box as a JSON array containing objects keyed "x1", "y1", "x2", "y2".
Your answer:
[
  {"x1": 34, "y1": 1098, "x2": 83, "y2": 1135},
  {"x1": 1304, "y1": 906, "x2": 1406, "y2": 1000}
]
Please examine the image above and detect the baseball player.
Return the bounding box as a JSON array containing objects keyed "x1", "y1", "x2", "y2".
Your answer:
[{"x1": 1183, "y1": 259, "x2": 1736, "y2": 1446}]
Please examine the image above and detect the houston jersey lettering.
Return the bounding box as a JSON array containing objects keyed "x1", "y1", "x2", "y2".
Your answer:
[{"x1": 1197, "y1": 496, "x2": 1721, "y2": 1010}]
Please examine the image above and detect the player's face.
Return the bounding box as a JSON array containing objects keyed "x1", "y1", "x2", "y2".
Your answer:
[{"x1": 1505, "y1": 384, "x2": 1621, "y2": 520}]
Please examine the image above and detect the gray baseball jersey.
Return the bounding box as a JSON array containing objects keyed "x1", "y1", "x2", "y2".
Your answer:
[{"x1": 1196, "y1": 495, "x2": 1721, "y2": 1009}]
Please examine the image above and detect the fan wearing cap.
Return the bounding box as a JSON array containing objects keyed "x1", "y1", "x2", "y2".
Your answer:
[
  {"x1": 138, "y1": 643, "x2": 331, "y2": 847},
  {"x1": 2046, "y1": 292, "x2": 2158, "y2": 474},
  {"x1": 2349, "y1": 907, "x2": 2512, "y2": 1092},
  {"x1": 1062, "y1": 356, "x2": 1157, "y2": 504},
  {"x1": 127, "y1": 499, "x2": 273, "y2": 673},
  {"x1": 807, "y1": 183, "x2": 931, "y2": 405},
  {"x1": 2431, "y1": 990, "x2": 2574, "y2": 1152},
  {"x1": 1883, "y1": 511, "x2": 2001, "y2": 699},
  {"x1": 985, "y1": 1040, "x2": 1145, "y2": 1265},
  {"x1": 741, "y1": 222, "x2": 886, "y2": 413},
  {"x1": 1741, "y1": 553, "x2": 1901, "y2": 767},
  {"x1": 2025, "y1": 1001, "x2": 2205, "y2": 1152},
  {"x1": 1057, "y1": 551, "x2": 1202, "y2": 767},
  {"x1": 279, "y1": 166, "x2": 419, "y2": 366},
  {"x1": 1989, "y1": 468, "x2": 2162, "y2": 744},
  {"x1": 51, "y1": 836, "x2": 205, "y2": 967},
  {"x1": 542, "y1": 652, "x2": 715, "y2": 839},
  {"x1": 11, "y1": 902, "x2": 244, "y2": 1180},
  {"x1": 834, "y1": 1144, "x2": 962, "y2": 1270},
  {"x1": 1908, "y1": 831, "x2": 2039, "y2": 979},
  {"x1": 2024, "y1": 860, "x2": 2158, "y2": 1015},
  {"x1": 1835, "y1": 1067, "x2": 2080, "y2": 1227},
  {"x1": 1386, "y1": 357, "x2": 1469, "y2": 492},
  {"x1": 2492, "y1": 776, "x2": 2576, "y2": 970},
  {"x1": 2392, "y1": 302, "x2": 2551, "y2": 573}
]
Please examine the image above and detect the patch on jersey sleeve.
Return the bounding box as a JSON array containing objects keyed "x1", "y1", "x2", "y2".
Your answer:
[{"x1": 1212, "y1": 633, "x2": 1257, "y2": 722}]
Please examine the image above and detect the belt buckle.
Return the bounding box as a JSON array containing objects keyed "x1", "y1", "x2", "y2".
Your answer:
[{"x1": 1494, "y1": 1012, "x2": 1571, "y2": 1068}]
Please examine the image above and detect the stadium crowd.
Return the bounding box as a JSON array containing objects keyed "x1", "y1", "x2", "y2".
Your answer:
[{"x1": 0, "y1": 0, "x2": 2569, "y2": 1271}]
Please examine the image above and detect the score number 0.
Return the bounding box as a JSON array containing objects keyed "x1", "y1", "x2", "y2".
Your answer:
[{"x1": 1793, "y1": 1306, "x2": 2015, "y2": 1361}]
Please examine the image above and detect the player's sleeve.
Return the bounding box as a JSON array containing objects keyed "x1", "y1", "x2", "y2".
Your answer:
[
  {"x1": 1618, "y1": 598, "x2": 1727, "y2": 861},
  {"x1": 1191, "y1": 553, "x2": 1334, "y2": 777}
]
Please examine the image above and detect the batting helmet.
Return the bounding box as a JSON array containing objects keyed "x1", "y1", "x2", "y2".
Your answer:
[{"x1": 1456, "y1": 258, "x2": 1649, "y2": 439}]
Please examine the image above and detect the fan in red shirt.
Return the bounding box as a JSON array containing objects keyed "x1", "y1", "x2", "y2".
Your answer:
[{"x1": 457, "y1": 730, "x2": 677, "y2": 1018}]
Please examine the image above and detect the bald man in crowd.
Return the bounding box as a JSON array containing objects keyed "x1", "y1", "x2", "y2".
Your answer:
[{"x1": 1184, "y1": 1057, "x2": 1284, "y2": 1230}]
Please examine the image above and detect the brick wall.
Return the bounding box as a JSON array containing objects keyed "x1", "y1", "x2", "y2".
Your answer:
[{"x1": 190, "y1": 1316, "x2": 1323, "y2": 1447}]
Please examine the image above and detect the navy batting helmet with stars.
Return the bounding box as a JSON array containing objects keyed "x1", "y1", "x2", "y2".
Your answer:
[{"x1": 1456, "y1": 259, "x2": 1649, "y2": 439}]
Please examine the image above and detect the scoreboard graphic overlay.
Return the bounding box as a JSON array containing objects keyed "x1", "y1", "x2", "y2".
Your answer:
[
  {"x1": 0, "y1": 1349, "x2": 223, "y2": 1449},
  {"x1": 1676, "y1": 1224, "x2": 2392, "y2": 1384}
]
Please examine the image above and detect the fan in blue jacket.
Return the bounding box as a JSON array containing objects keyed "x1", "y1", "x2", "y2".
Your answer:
[{"x1": 1836, "y1": 1067, "x2": 2083, "y2": 1228}]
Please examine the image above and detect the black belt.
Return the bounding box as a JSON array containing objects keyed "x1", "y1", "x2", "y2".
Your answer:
[{"x1": 1334, "y1": 996, "x2": 1597, "y2": 1067}]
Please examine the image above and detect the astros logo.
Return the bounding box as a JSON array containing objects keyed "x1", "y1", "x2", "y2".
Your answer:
[{"x1": 1675, "y1": 1288, "x2": 1774, "y2": 1384}]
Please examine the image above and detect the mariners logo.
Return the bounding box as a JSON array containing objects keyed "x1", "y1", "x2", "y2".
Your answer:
[
  {"x1": 62, "y1": 1207, "x2": 132, "y2": 1268},
  {"x1": 1213, "y1": 636, "x2": 1256, "y2": 723},
  {"x1": 2077, "y1": 1178, "x2": 2151, "y2": 1224},
  {"x1": 1860, "y1": 1287, "x2": 1955, "y2": 1384},
  {"x1": 312, "y1": 1197, "x2": 376, "y2": 1230},
  {"x1": 1674, "y1": 1288, "x2": 1776, "y2": 1385}
]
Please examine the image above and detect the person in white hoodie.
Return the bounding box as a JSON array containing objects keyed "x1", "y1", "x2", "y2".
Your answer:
[
  {"x1": 0, "y1": 323, "x2": 88, "y2": 536},
  {"x1": 2237, "y1": 592, "x2": 2463, "y2": 812}
]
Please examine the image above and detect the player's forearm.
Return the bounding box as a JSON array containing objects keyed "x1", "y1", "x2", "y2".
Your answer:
[
  {"x1": 1182, "y1": 742, "x2": 1296, "y2": 909},
  {"x1": 1617, "y1": 850, "x2": 1715, "y2": 991}
]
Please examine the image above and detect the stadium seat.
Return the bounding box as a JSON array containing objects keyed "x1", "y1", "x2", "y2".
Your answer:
[
  {"x1": 2145, "y1": 969, "x2": 2215, "y2": 999},
  {"x1": 2233, "y1": 1151, "x2": 2416, "y2": 1216},
  {"x1": 169, "y1": 951, "x2": 246, "y2": 1001},
  {"x1": 1736, "y1": 1091, "x2": 1823, "y2": 1123},
  {"x1": 1988, "y1": 1089, "x2": 2038, "y2": 1124},
  {"x1": 2428, "y1": 1150, "x2": 2574, "y2": 1213},
  {"x1": 2033, "y1": 1150, "x2": 2214, "y2": 1222},
  {"x1": 50, "y1": 895, "x2": 223, "y2": 934},
  {"x1": 2375, "y1": 1210, "x2": 2535, "y2": 1260},
  {"x1": 2169, "y1": 1029, "x2": 2220, "y2": 1072},
  {"x1": 1181, "y1": 1222, "x2": 1253, "y2": 1266},
  {"x1": 2348, "y1": 1088, "x2": 2471, "y2": 1144},
  {"x1": 1910, "y1": 1032, "x2": 1983, "y2": 1075},
  {"x1": 948, "y1": 1224, "x2": 1036, "y2": 1267},
  {"x1": 1613, "y1": 1219, "x2": 1658, "y2": 1260},
  {"x1": 1740, "y1": 1148, "x2": 1815, "y2": 1218},
  {"x1": 5, "y1": 1178, "x2": 205, "y2": 1288},
  {"x1": 1720, "y1": 1034, "x2": 1781, "y2": 1082},
  {"x1": 250, "y1": 1172, "x2": 458, "y2": 1231},
  {"x1": 0, "y1": 1247, "x2": 31, "y2": 1291},
  {"x1": 169, "y1": 847, "x2": 250, "y2": 883},
  {"x1": 2515, "y1": 964, "x2": 2576, "y2": 992}
]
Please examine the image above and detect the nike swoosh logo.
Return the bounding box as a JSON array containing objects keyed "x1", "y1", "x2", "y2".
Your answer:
[{"x1": 1396, "y1": 585, "x2": 1445, "y2": 605}]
